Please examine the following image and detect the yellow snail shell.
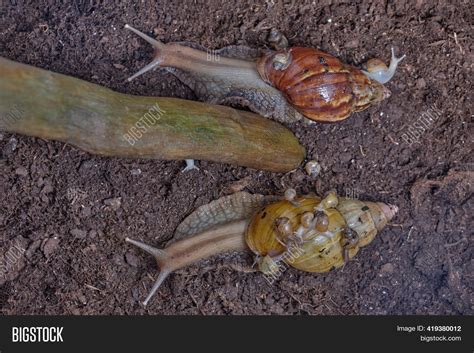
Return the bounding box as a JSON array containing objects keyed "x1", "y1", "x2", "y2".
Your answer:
[{"x1": 245, "y1": 195, "x2": 397, "y2": 273}]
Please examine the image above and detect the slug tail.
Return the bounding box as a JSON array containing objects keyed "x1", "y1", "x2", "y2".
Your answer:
[
  {"x1": 124, "y1": 24, "x2": 165, "y2": 82},
  {"x1": 125, "y1": 237, "x2": 171, "y2": 306}
]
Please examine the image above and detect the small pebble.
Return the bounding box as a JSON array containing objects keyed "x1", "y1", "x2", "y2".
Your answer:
[
  {"x1": 380, "y1": 263, "x2": 394, "y2": 274},
  {"x1": 104, "y1": 197, "x2": 122, "y2": 210},
  {"x1": 70, "y1": 228, "x2": 87, "y2": 239},
  {"x1": 15, "y1": 166, "x2": 28, "y2": 176},
  {"x1": 3, "y1": 137, "x2": 17, "y2": 156},
  {"x1": 88, "y1": 230, "x2": 98, "y2": 239},
  {"x1": 345, "y1": 39, "x2": 359, "y2": 49},
  {"x1": 224, "y1": 176, "x2": 252, "y2": 193},
  {"x1": 78, "y1": 160, "x2": 96, "y2": 175},
  {"x1": 416, "y1": 78, "x2": 426, "y2": 90},
  {"x1": 26, "y1": 239, "x2": 42, "y2": 259},
  {"x1": 131, "y1": 168, "x2": 142, "y2": 176},
  {"x1": 113, "y1": 254, "x2": 125, "y2": 266},
  {"x1": 42, "y1": 237, "x2": 60, "y2": 258},
  {"x1": 340, "y1": 152, "x2": 352, "y2": 163},
  {"x1": 125, "y1": 251, "x2": 139, "y2": 267},
  {"x1": 41, "y1": 182, "x2": 54, "y2": 194},
  {"x1": 80, "y1": 207, "x2": 92, "y2": 218}
]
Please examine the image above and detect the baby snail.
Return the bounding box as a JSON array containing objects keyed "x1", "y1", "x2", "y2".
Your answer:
[
  {"x1": 305, "y1": 160, "x2": 322, "y2": 177},
  {"x1": 126, "y1": 189, "x2": 398, "y2": 306},
  {"x1": 124, "y1": 25, "x2": 405, "y2": 123}
]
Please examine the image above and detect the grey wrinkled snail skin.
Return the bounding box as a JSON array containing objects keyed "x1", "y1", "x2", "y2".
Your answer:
[
  {"x1": 126, "y1": 189, "x2": 398, "y2": 306},
  {"x1": 125, "y1": 25, "x2": 405, "y2": 124}
]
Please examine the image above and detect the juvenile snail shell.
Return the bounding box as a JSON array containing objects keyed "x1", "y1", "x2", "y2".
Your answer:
[
  {"x1": 257, "y1": 47, "x2": 391, "y2": 122},
  {"x1": 365, "y1": 58, "x2": 388, "y2": 74}
]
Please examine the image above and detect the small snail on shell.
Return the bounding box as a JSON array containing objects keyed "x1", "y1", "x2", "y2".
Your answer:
[
  {"x1": 125, "y1": 25, "x2": 405, "y2": 123},
  {"x1": 126, "y1": 189, "x2": 398, "y2": 305}
]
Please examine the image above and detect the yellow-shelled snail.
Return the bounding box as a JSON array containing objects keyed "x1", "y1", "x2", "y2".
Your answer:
[{"x1": 126, "y1": 189, "x2": 398, "y2": 305}]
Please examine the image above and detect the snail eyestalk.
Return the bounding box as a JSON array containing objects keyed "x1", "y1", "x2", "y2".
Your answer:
[
  {"x1": 124, "y1": 24, "x2": 165, "y2": 82},
  {"x1": 125, "y1": 220, "x2": 248, "y2": 306},
  {"x1": 125, "y1": 238, "x2": 171, "y2": 306}
]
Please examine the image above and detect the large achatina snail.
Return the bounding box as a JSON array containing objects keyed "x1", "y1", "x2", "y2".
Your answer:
[
  {"x1": 126, "y1": 189, "x2": 398, "y2": 306},
  {"x1": 125, "y1": 25, "x2": 405, "y2": 123}
]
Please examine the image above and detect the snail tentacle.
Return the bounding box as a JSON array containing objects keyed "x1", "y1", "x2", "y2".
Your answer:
[
  {"x1": 125, "y1": 237, "x2": 172, "y2": 306},
  {"x1": 125, "y1": 24, "x2": 165, "y2": 82},
  {"x1": 125, "y1": 220, "x2": 249, "y2": 306}
]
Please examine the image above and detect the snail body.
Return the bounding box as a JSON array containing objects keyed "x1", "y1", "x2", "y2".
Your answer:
[
  {"x1": 126, "y1": 190, "x2": 398, "y2": 305},
  {"x1": 125, "y1": 25, "x2": 405, "y2": 123}
]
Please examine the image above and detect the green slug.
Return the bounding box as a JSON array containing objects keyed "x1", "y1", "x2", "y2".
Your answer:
[{"x1": 0, "y1": 57, "x2": 305, "y2": 172}]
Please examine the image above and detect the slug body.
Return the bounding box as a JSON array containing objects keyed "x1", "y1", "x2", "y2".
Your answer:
[
  {"x1": 125, "y1": 25, "x2": 405, "y2": 123},
  {"x1": 126, "y1": 190, "x2": 398, "y2": 305},
  {"x1": 0, "y1": 57, "x2": 305, "y2": 172}
]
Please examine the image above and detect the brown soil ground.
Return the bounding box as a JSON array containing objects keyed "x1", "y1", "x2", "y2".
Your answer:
[{"x1": 0, "y1": 0, "x2": 472, "y2": 315}]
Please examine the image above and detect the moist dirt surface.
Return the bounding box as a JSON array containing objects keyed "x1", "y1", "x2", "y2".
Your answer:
[{"x1": 0, "y1": 1, "x2": 472, "y2": 315}]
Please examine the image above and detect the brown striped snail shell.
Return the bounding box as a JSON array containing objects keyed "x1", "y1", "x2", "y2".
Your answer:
[{"x1": 257, "y1": 47, "x2": 391, "y2": 122}]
